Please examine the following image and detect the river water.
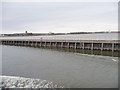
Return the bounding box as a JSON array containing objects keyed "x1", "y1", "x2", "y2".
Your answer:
[{"x1": 2, "y1": 45, "x2": 118, "y2": 88}]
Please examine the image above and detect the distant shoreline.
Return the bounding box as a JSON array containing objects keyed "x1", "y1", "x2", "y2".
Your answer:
[{"x1": 1, "y1": 31, "x2": 119, "y2": 37}]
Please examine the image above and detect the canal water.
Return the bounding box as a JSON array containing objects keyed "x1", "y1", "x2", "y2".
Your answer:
[{"x1": 2, "y1": 45, "x2": 118, "y2": 88}]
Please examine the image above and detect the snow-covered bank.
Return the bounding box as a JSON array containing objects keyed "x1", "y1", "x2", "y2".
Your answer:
[{"x1": 0, "y1": 76, "x2": 63, "y2": 88}]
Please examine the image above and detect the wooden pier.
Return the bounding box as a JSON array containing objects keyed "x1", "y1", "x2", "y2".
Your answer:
[{"x1": 1, "y1": 39, "x2": 120, "y2": 52}]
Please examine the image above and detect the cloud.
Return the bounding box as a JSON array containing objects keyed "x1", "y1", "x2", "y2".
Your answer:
[{"x1": 2, "y1": 2, "x2": 118, "y2": 33}]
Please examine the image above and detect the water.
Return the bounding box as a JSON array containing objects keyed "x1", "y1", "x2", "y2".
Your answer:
[
  {"x1": 2, "y1": 45, "x2": 118, "y2": 88},
  {"x1": 48, "y1": 47, "x2": 119, "y2": 57}
]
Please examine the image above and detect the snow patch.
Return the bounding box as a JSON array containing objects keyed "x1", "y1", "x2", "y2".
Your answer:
[
  {"x1": 0, "y1": 76, "x2": 63, "y2": 88},
  {"x1": 112, "y1": 59, "x2": 118, "y2": 62}
]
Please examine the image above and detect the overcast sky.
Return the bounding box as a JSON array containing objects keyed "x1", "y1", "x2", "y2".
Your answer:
[{"x1": 2, "y1": 0, "x2": 119, "y2": 34}]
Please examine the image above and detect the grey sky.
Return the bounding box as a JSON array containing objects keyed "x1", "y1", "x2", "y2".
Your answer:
[{"x1": 2, "y1": 1, "x2": 118, "y2": 34}]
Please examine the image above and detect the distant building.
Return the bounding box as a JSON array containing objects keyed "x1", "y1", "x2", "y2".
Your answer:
[{"x1": 25, "y1": 31, "x2": 28, "y2": 34}]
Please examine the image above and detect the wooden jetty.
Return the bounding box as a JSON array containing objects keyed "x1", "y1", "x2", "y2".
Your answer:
[{"x1": 1, "y1": 38, "x2": 120, "y2": 52}]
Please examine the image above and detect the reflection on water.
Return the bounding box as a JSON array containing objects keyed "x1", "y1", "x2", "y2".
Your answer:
[{"x1": 35, "y1": 46, "x2": 119, "y2": 57}]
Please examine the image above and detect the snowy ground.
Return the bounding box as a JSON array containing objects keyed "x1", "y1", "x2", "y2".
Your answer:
[{"x1": 0, "y1": 76, "x2": 63, "y2": 89}]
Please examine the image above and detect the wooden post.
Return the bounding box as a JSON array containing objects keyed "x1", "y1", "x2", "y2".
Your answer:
[
  {"x1": 82, "y1": 42, "x2": 84, "y2": 50},
  {"x1": 16, "y1": 41, "x2": 17, "y2": 46},
  {"x1": 45, "y1": 41, "x2": 46, "y2": 47},
  {"x1": 61, "y1": 42, "x2": 63, "y2": 48},
  {"x1": 101, "y1": 43, "x2": 103, "y2": 51},
  {"x1": 27, "y1": 41, "x2": 29, "y2": 46},
  {"x1": 55, "y1": 42, "x2": 57, "y2": 48},
  {"x1": 75, "y1": 42, "x2": 76, "y2": 49},
  {"x1": 36, "y1": 41, "x2": 37, "y2": 47},
  {"x1": 67, "y1": 42, "x2": 69, "y2": 48},
  {"x1": 112, "y1": 43, "x2": 114, "y2": 52},
  {"x1": 40, "y1": 42, "x2": 42, "y2": 47},
  {"x1": 24, "y1": 41, "x2": 26, "y2": 46},
  {"x1": 91, "y1": 43, "x2": 93, "y2": 50},
  {"x1": 32, "y1": 41, "x2": 34, "y2": 47},
  {"x1": 50, "y1": 42, "x2": 51, "y2": 47}
]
